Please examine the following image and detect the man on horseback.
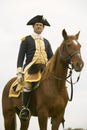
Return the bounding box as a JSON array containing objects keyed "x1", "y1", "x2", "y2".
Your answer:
[{"x1": 17, "y1": 15, "x2": 53, "y2": 120}]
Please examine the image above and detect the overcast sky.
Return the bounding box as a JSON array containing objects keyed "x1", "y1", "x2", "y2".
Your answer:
[{"x1": 0, "y1": 0, "x2": 87, "y2": 130}]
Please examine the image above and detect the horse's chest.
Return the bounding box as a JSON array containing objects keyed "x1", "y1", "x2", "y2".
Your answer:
[
  {"x1": 51, "y1": 90, "x2": 67, "y2": 106},
  {"x1": 48, "y1": 95, "x2": 67, "y2": 116}
]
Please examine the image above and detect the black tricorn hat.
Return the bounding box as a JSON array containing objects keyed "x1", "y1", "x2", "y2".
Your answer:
[{"x1": 27, "y1": 15, "x2": 50, "y2": 26}]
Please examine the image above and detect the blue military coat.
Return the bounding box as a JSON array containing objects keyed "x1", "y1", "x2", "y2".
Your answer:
[{"x1": 17, "y1": 35, "x2": 53, "y2": 69}]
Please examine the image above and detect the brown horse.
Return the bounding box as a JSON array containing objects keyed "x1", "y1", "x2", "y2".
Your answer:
[{"x1": 2, "y1": 29, "x2": 84, "y2": 130}]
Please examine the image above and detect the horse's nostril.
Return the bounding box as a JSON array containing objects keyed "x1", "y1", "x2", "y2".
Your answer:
[
  {"x1": 76, "y1": 62, "x2": 80, "y2": 67},
  {"x1": 75, "y1": 62, "x2": 83, "y2": 71}
]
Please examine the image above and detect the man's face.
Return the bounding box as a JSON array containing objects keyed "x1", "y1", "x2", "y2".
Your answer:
[{"x1": 33, "y1": 23, "x2": 44, "y2": 34}]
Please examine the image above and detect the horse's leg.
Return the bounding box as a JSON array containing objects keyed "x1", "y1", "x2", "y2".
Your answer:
[
  {"x1": 11, "y1": 115, "x2": 16, "y2": 130},
  {"x1": 20, "y1": 118, "x2": 30, "y2": 130},
  {"x1": 51, "y1": 118, "x2": 60, "y2": 130},
  {"x1": 51, "y1": 113, "x2": 64, "y2": 130},
  {"x1": 37, "y1": 109, "x2": 48, "y2": 130},
  {"x1": 3, "y1": 112, "x2": 16, "y2": 130}
]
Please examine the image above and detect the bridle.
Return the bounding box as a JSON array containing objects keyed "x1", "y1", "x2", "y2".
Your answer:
[
  {"x1": 52, "y1": 42, "x2": 81, "y2": 101},
  {"x1": 59, "y1": 42, "x2": 81, "y2": 64}
]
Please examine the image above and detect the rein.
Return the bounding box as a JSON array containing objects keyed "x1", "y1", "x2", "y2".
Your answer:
[
  {"x1": 66, "y1": 69, "x2": 81, "y2": 101},
  {"x1": 51, "y1": 67, "x2": 72, "y2": 81},
  {"x1": 51, "y1": 67, "x2": 80, "y2": 101}
]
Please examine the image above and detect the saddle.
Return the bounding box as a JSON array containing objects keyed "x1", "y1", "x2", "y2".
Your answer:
[{"x1": 9, "y1": 71, "x2": 42, "y2": 98}]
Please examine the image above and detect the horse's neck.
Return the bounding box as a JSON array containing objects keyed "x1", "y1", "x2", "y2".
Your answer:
[
  {"x1": 50, "y1": 49, "x2": 68, "y2": 90},
  {"x1": 54, "y1": 60, "x2": 68, "y2": 77},
  {"x1": 42, "y1": 48, "x2": 68, "y2": 89},
  {"x1": 52, "y1": 48, "x2": 68, "y2": 78}
]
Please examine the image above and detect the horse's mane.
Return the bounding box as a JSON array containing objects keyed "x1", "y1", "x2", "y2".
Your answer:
[{"x1": 42, "y1": 47, "x2": 60, "y2": 80}]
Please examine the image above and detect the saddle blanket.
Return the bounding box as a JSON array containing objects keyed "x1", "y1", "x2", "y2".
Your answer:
[{"x1": 9, "y1": 71, "x2": 41, "y2": 98}]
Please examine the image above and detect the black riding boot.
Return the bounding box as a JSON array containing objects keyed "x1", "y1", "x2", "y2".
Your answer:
[{"x1": 19, "y1": 89, "x2": 31, "y2": 120}]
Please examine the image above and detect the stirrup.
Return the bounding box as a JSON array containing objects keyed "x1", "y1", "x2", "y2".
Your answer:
[{"x1": 19, "y1": 107, "x2": 31, "y2": 120}]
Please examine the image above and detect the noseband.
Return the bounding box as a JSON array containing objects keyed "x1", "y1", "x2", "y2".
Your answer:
[{"x1": 66, "y1": 51, "x2": 80, "y2": 64}]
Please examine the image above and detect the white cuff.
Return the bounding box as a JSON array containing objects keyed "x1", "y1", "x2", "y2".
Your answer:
[{"x1": 17, "y1": 67, "x2": 23, "y2": 74}]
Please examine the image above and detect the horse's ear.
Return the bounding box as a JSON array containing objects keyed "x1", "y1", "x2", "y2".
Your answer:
[
  {"x1": 75, "y1": 31, "x2": 80, "y2": 40},
  {"x1": 62, "y1": 29, "x2": 67, "y2": 40}
]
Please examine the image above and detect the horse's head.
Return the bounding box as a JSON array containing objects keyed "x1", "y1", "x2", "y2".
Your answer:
[{"x1": 60, "y1": 29, "x2": 84, "y2": 72}]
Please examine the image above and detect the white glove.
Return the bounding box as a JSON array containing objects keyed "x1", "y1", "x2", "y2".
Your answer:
[{"x1": 17, "y1": 73, "x2": 24, "y2": 83}]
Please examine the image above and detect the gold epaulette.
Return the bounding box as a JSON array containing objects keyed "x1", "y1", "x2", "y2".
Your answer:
[{"x1": 21, "y1": 36, "x2": 26, "y2": 41}]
